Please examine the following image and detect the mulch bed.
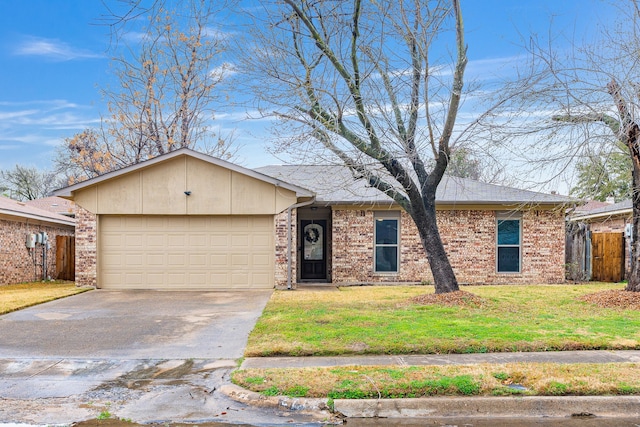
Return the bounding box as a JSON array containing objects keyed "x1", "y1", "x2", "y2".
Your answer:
[
  {"x1": 579, "y1": 289, "x2": 640, "y2": 310},
  {"x1": 409, "y1": 290, "x2": 486, "y2": 308}
]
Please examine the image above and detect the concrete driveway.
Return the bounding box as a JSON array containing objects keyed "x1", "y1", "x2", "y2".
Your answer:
[
  {"x1": 0, "y1": 289, "x2": 272, "y2": 359},
  {"x1": 0, "y1": 289, "x2": 310, "y2": 425}
]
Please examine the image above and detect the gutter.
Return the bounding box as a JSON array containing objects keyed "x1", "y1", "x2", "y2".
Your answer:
[
  {"x1": 286, "y1": 196, "x2": 316, "y2": 290},
  {"x1": 0, "y1": 209, "x2": 76, "y2": 227},
  {"x1": 570, "y1": 208, "x2": 633, "y2": 222}
]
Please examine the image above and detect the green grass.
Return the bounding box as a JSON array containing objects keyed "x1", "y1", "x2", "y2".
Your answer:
[
  {"x1": 245, "y1": 283, "x2": 639, "y2": 356},
  {"x1": 232, "y1": 362, "x2": 640, "y2": 398},
  {"x1": 0, "y1": 281, "x2": 91, "y2": 314}
]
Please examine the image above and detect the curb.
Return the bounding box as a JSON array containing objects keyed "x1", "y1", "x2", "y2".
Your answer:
[
  {"x1": 334, "y1": 395, "x2": 640, "y2": 418},
  {"x1": 219, "y1": 384, "x2": 342, "y2": 422},
  {"x1": 221, "y1": 385, "x2": 640, "y2": 420}
]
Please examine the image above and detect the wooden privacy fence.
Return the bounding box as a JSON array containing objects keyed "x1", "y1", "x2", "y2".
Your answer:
[
  {"x1": 591, "y1": 232, "x2": 624, "y2": 282},
  {"x1": 565, "y1": 221, "x2": 590, "y2": 281},
  {"x1": 56, "y1": 235, "x2": 75, "y2": 281}
]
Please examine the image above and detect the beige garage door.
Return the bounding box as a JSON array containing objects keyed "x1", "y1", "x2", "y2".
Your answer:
[{"x1": 99, "y1": 215, "x2": 274, "y2": 290}]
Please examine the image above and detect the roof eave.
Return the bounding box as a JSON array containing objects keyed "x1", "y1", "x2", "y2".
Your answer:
[
  {"x1": 0, "y1": 209, "x2": 76, "y2": 227},
  {"x1": 570, "y1": 208, "x2": 633, "y2": 222},
  {"x1": 316, "y1": 199, "x2": 572, "y2": 206}
]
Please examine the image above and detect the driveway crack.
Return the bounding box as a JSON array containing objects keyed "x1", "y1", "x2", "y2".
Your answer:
[{"x1": 27, "y1": 358, "x2": 65, "y2": 379}]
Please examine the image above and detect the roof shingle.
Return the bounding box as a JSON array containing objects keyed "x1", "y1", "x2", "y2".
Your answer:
[{"x1": 256, "y1": 165, "x2": 573, "y2": 206}]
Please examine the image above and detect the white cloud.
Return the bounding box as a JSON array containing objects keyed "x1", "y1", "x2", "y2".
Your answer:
[
  {"x1": 210, "y1": 62, "x2": 237, "y2": 79},
  {"x1": 13, "y1": 36, "x2": 103, "y2": 61}
]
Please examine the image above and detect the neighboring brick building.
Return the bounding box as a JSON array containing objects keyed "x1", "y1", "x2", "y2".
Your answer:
[
  {"x1": 0, "y1": 196, "x2": 75, "y2": 285},
  {"x1": 259, "y1": 165, "x2": 571, "y2": 288}
]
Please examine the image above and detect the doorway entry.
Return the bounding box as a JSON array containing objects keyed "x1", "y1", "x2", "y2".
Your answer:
[{"x1": 298, "y1": 207, "x2": 331, "y2": 282}]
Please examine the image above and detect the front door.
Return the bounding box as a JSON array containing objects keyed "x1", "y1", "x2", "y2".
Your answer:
[{"x1": 300, "y1": 219, "x2": 327, "y2": 280}]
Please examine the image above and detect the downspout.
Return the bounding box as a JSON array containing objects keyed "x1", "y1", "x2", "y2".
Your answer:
[{"x1": 287, "y1": 196, "x2": 316, "y2": 290}]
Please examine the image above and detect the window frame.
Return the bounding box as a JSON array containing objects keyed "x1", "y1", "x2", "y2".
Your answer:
[
  {"x1": 373, "y1": 211, "x2": 401, "y2": 274},
  {"x1": 496, "y1": 212, "x2": 522, "y2": 273}
]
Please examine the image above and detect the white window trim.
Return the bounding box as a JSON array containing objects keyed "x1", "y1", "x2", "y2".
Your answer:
[
  {"x1": 374, "y1": 211, "x2": 401, "y2": 274},
  {"x1": 496, "y1": 212, "x2": 522, "y2": 274}
]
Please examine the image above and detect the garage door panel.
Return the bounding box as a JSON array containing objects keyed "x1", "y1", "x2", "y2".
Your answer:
[
  {"x1": 210, "y1": 235, "x2": 229, "y2": 248},
  {"x1": 189, "y1": 253, "x2": 208, "y2": 266},
  {"x1": 146, "y1": 234, "x2": 165, "y2": 247},
  {"x1": 125, "y1": 254, "x2": 143, "y2": 267},
  {"x1": 99, "y1": 215, "x2": 274, "y2": 290},
  {"x1": 231, "y1": 273, "x2": 249, "y2": 286},
  {"x1": 253, "y1": 254, "x2": 271, "y2": 267},
  {"x1": 231, "y1": 234, "x2": 249, "y2": 247},
  {"x1": 252, "y1": 234, "x2": 271, "y2": 247},
  {"x1": 189, "y1": 234, "x2": 207, "y2": 247},
  {"x1": 102, "y1": 253, "x2": 123, "y2": 267},
  {"x1": 124, "y1": 273, "x2": 143, "y2": 285},
  {"x1": 146, "y1": 253, "x2": 165, "y2": 266},
  {"x1": 168, "y1": 253, "x2": 186, "y2": 266},
  {"x1": 188, "y1": 273, "x2": 208, "y2": 285},
  {"x1": 124, "y1": 217, "x2": 144, "y2": 228},
  {"x1": 231, "y1": 254, "x2": 249, "y2": 266},
  {"x1": 168, "y1": 234, "x2": 186, "y2": 246}
]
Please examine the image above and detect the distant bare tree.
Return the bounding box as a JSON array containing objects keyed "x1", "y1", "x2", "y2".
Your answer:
[
  {"x1": 244, "y1": 0, "x2": 468, "y2": 293},
  {"x1": 476, "y1": 2, "x2": 640, "y2": 291},
  {"x1": 57, "y1": 0, "x2": 236, "y2": 182},
  {"x1": 0, "y1": 165, "x2": 61, "y2": 201}
]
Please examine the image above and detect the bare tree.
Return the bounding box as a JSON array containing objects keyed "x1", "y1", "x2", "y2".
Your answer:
[
  {"x1": 0, "y1": 166, "x2": 62, "y2": 201},
  {"x1": 243, "y1": 0, "x2": 467, "y2": 293},
  {"x1": 57, "y1": 0, "x2": 236, "y2": 182},
  {"x1": 475, "y1": 2, "x2": 640, "y2": 291}
]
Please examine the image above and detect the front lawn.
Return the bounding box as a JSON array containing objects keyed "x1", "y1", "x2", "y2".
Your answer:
[
  {"x1": 245, "y1": 283, "x2": 639, "y2": 356},
  {"x1": 0, "y1": 281, "x2": 91, "y2": 314}
]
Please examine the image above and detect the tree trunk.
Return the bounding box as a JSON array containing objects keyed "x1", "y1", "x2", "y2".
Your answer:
[
  {"x1": 412, "y1": 200, "x2": 459, "y2": 294},
  {"x1": 607, "y1": 79, "x2": 640, "y2": 292},
  {"x1": 626, "y1": 164, "x2": 640, "y2": 291}
]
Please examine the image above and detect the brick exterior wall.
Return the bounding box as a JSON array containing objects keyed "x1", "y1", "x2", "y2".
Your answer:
[
  {"x1": 75, "y1": 206, "x2": 97, "y2": 288},
  {"x1": 0, "y1": 217, "x2": 74, "y2": 285},
  {"x1": 275, "y1": 207, "x2": 566, "y2": 287},
  {"x1": 275, "y1": 209, "x2": 297, "y2": 289}
]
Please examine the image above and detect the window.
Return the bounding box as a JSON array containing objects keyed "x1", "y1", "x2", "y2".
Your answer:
[
  {"x1": 497, "y1": 214, "x2": 521, "y2": 273},
  {"x1": 374, "y1": 212, "x2": 400, "y2": 273}
]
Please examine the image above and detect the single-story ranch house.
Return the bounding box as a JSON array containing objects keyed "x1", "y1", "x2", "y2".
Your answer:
[
  {"x1": 0, "y1": 196, "x2": 75, "y2": 285},
  {"x1": 54, "y1": 148, "x2": 572, "y2": 290}
]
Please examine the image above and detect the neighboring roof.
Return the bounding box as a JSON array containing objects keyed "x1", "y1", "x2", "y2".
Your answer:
[
  {"x1": 0, "y1": 196, "x2": 76, "y2": 227},
  {"x1": 573, "y1": 199, "x2": 611, "y2": 215},
  {"x1": 24, "y1": 196, "x2": 75, "y2": 217},
  {"x1": 570, "y1": 199, "x2": 632, "y2": 221},
  {"x1": 53, "y1": 148, "x2": 314, "y2": 198},
  {"x1": 256, "y1": 165, "x2": 574, "y2": 206}
]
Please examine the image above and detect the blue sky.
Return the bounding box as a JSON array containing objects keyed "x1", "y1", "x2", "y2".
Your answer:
[{"x1": 0, "y1": 0, "x2": 615, "y2": 190}]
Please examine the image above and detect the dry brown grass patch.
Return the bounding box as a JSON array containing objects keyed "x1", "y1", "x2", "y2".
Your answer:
[
  {"x1": 0, "y1": 281, "x2": 90, "y2": 314},
  {"x1": 233, "y1": 362, "x2": 640, "y2": 398},
  {"x1": 409, "y1": 290, "x2": 486, "y2": 307},
  {"x1": 579, "y1": 289, "x2": 640, "y2": 310}
]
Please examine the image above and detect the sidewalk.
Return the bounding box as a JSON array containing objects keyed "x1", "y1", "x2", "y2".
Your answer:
[
  {"x1": 225, "y1": 350, "x2": 640, "y2": 420},
  {"x1": 241, "y1": 349, "x2": 640, "y2": 369}
]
